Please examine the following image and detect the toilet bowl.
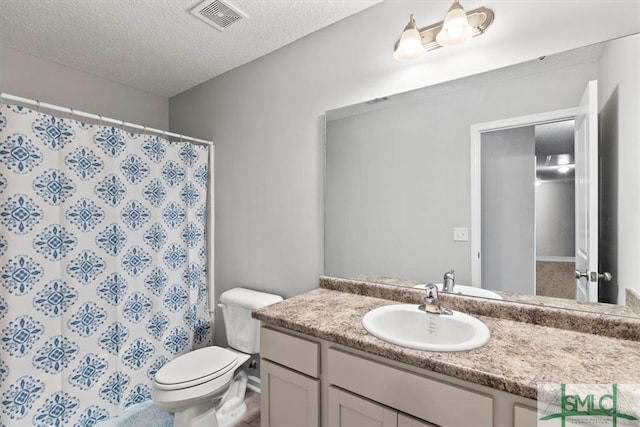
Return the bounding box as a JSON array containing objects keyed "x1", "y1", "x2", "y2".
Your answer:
[
  {"x1": 153, "y1": 347, "x2": 249, "y2": 427},
  {"x1": 152, "y1": 288, "x2": 282, "y2": 427}
]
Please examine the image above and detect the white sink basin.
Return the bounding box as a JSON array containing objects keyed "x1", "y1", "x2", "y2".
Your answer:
[
  {"x1": 362, "y1": 304, "x2": 490, "y2": 352},
  {"x1": 413, "y1": 283, "x2": 503, "y2": 300}
]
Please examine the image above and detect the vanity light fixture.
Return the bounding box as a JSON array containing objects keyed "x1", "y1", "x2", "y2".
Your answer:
[{"x1": 393, "y1": 2, "x2": 494, "y2": 61}]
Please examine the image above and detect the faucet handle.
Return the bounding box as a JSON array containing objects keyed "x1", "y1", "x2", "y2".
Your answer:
[
  {"x1": 420, "y1": 284, "x2": 452, "y2": 315},
  {"x1": 424, "y1": 283, "x2": 439, "y2": 300},
  {"x1": 442, "y1": 269, "x2": 456, "y2": 293}
]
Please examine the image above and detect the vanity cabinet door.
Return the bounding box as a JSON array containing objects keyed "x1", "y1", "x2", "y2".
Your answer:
[
  {"x1": 329, "y1": 386, "x2": 397, "y2": 427},
  {"x1": 328, "y1": 387, "x2": 436, "y2": 427},
  {"x1": 261, "y1": 360, "x2": 319, "y2": 427},
  {"x1": 514, "y1": 405, "x2": 538, "y2": 427},
  {"x1": 398, "y1": 413, "x2": 438, "y2": 427}
]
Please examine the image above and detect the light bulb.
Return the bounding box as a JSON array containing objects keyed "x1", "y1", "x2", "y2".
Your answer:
[
  {"x1": 446, "y1": 25, "x2": 464, "y2": 39},
  {"x1": 436, "y1": 1, "x2": 474, "y2": 47},
  {"x1": 400, "y1": 36, "x2": 421, "y2": 55}
]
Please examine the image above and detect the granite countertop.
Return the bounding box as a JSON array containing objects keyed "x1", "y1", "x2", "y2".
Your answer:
[{"x1": 253, "y1": 288, "x2": 640, "y2": 400}]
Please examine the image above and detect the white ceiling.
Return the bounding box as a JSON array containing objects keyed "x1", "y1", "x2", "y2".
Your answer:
[{"x1": 0, "y1": 0, "x2": 382, "y2": 97}]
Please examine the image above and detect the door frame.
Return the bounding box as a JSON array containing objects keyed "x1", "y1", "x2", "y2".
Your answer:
[{"x1": 469, "y1": 107, "x2": 580, "y2": 288}]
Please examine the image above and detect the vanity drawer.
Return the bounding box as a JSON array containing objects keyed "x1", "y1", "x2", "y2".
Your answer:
[
  {"x1": 260, "y1": 327, "x2": 320, "y2": 378},
  {"x1": 327, "y1": 348, "x2": 493, "y2": 427}
]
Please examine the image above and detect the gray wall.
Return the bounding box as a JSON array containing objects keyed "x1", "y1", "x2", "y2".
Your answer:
[
  {"x1": 325, "y1": 101, "x2": 468, "y2": 283},
  {"x1": 481, "y1": 127, "x2": 536, "y2": 294},
  {"x1": 536, "y1": 181, "x2": 575, "y2": 258},
  {"x1": 0, "y1": 46, "x2": 169, "y2": 129},
  {"x1": 168, "y1": 1, "x2": 640, "y2": 347},
  {"x1": 325, "y1": 59, "x2": 597, "y2": 286},
  {"x1": 598, "y1": 33, "x2": 640, "y2": 304}
]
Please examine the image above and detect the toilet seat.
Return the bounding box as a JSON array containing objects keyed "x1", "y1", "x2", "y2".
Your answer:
[{"x1": 154, "y1": 347, "x2": 238, "y2": 391}]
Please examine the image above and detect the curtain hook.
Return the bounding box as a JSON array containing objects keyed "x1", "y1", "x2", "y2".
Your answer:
[
  {"x1": 36, "y1": 99, "x2": 41, "y2": 115},
  {"x1": 98, "y1": 114, "x2": 103, "y2": 127},
  {"x1": 69, "y1": 107, "x2": 74, "y2": 119},
  {"x1": 121, "y1": 119, "x2": 125, "y2": 134},
  {"x1": 143, "y1": 125, "x2": 147, "y2": 137}
]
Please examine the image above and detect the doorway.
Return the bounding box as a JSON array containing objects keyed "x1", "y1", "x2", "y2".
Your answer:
[
  {"x1": 469, "y1": 107, "x2": 583, "y2": 294},
  {"x1": 534, "y1": 121, "x2": 576, "y2": 298},
  {"x1": 479, "y1": 120, "x2": 576, "y2": 298}
]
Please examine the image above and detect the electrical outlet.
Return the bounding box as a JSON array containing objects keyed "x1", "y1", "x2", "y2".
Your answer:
[{"x1": 453, "y1": 227, "x2": 469, "y2": 242}]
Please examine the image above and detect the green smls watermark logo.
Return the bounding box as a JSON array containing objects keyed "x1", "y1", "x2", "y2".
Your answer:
[{"x1": 538, "y1": 384, "x2": 640, "y2": 426}]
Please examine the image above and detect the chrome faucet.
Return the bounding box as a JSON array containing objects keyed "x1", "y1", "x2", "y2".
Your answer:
[
  {"x1": 442, "y1": 270, "x2": 456, "y2": 293},
  {"x1": 419, "y1": 284, "x2": 452, "y2": 315}
]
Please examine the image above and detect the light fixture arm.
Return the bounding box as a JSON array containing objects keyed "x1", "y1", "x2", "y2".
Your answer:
[{"x1": 403, "y1": 14, "x2": 418, "y2": 33}]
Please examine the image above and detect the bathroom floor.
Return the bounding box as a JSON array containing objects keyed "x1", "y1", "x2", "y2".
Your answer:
[{"x1": 233, "y1": 390, "x2": 261, "y2": 427}]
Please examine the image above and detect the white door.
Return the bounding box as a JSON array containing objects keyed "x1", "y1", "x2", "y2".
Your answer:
[{"x1": 574, "y1": 80, "x2": 599, "y2": 302}]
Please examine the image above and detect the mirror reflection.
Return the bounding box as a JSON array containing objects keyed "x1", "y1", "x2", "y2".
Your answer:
[
  {"x1": 480, "y1": 122, "x2": 576, "y2": 299},
  {"x1": 325, "y1": 33, "x2": 640, "y2": 318}
]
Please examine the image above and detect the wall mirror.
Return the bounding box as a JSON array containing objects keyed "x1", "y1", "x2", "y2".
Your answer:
[{"x1": 325, "y1": 32, "x2": 640, "y2": 319}]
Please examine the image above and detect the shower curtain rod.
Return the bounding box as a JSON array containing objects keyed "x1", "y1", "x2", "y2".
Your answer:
[{"x1": 0, "y1": 92, "x2": 213, "y2": 146}]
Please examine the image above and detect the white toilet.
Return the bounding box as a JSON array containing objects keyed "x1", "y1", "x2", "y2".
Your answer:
[{"x1": 152, "y1": 287, "x2": 283, "y2": 427}]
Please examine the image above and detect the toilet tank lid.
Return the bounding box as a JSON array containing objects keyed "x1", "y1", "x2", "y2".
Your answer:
[{"x1": 220, "y1": 287, "x2": 283, "y2": 309}]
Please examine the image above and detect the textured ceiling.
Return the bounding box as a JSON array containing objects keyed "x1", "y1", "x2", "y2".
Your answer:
[{"x1": 0, "y1": 0, "x2": 382, "y2": 97}]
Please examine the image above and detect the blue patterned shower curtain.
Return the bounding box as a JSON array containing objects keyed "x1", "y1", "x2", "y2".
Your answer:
[{"x1": 0, "y1": 104, "x2": 212, "y2": 426}]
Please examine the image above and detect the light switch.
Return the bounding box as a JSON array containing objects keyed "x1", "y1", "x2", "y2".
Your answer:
[{"x1": 453, "y1": 227, "x2": 469, "y2": 242}]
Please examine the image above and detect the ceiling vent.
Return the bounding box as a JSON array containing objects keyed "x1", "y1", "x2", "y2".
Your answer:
[{"x1": 190, "y1": 0, "x2": 248, "y2": 32}]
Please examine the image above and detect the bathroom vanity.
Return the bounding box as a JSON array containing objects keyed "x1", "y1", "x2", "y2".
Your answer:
[{"x1": 253, "y1": 277, "x2": 640, "y2": 427}]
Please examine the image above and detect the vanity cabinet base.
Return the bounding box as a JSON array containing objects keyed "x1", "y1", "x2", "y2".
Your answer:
[{"x1": 259, "y1": 325, "x2": 537, "y2": 427}]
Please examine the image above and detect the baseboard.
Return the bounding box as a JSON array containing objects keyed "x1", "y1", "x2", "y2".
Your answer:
[{"x1": 247, "y1": 375, "x2": 261, "y2": 393}]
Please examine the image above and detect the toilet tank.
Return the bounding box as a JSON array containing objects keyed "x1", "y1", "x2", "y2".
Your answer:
[{"x1": 219, "y1": 288, "x2": 283, "y2": 354}]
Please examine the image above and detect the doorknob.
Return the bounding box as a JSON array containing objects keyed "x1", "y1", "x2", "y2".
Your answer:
[
  {"x1": 575, "y1": 269, "x2": 613, "y2": 282},
  {"x1": 598, "y1": 272, "x2": 613, "y2": 282},
  {"x1": 575, "y1": 269, "x2": 589, "y2": 280}
]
